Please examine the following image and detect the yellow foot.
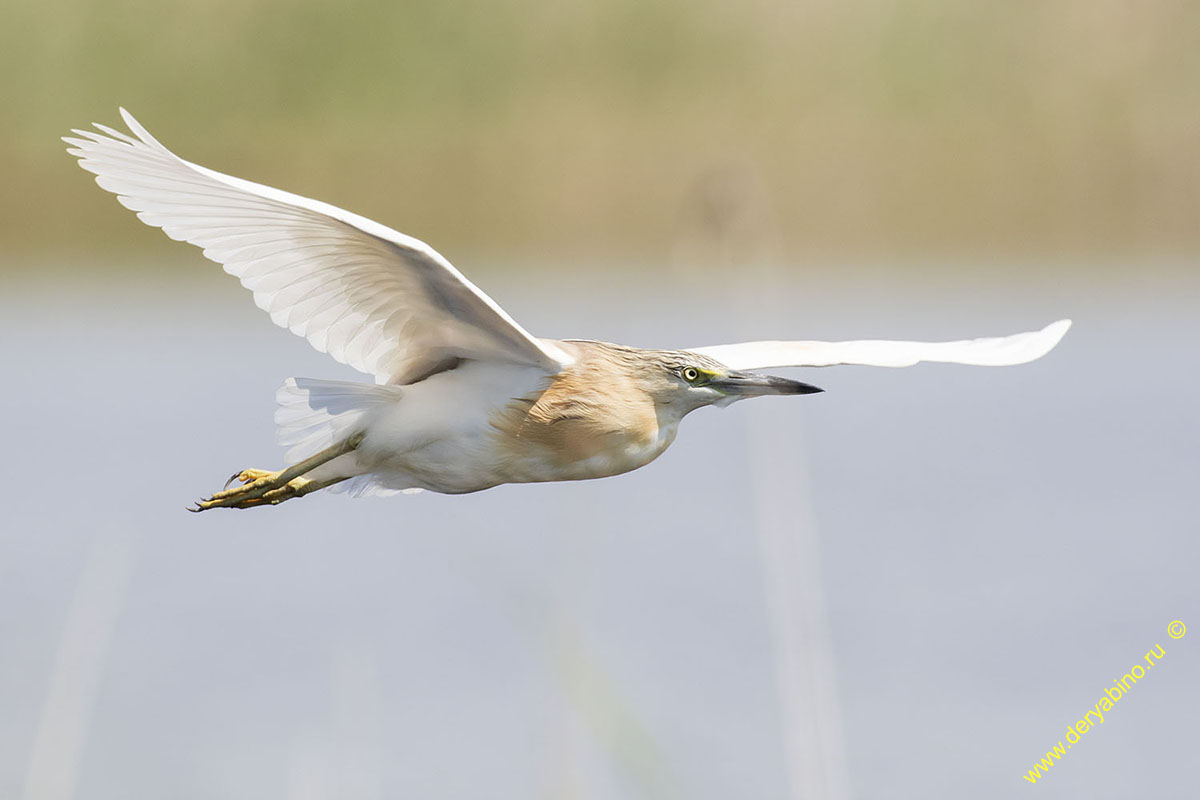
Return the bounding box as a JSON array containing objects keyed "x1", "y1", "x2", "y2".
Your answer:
[
  {"x1": 188, "y1": 437, "x2": 362, "y2": 513},
  {"x1": 190, "y1": 469, "x2": 317, "y2": 512}
]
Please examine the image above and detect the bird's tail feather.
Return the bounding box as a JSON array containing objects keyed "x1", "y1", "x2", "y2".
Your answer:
[{"x1": 275, "y1": 377, "x2": 400, "y2": 466}]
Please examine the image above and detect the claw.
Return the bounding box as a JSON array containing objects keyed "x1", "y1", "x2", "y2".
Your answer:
[{"x1": 223, "y1": 472, "x2": 241, "y2": 490}]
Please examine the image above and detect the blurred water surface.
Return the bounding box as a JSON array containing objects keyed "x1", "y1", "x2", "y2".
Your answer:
[{"x1": 1, "y1": 261, "x2": 1197, "y2": 799}]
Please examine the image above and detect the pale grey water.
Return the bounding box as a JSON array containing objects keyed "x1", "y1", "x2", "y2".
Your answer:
[{"x1": 1, "y1": 261, "x2": 1197, "y2": 799}]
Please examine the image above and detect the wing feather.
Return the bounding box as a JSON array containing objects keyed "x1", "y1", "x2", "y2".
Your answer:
[
  {"x1": 688, "y1": 319, "x2": 1071, "y2": 370},
  {"x1": 65, "y1": 109, "x2": 569, "y2": 384}
]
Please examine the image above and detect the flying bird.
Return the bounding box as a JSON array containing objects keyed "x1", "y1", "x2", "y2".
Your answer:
[{"x1": 65, "y1": 110, "x2": 1071, "y2": 510}]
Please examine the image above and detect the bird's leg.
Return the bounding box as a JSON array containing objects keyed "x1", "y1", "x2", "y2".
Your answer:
[{"x1": 191, "y1": 433, "x2": 363, "y2": 512}]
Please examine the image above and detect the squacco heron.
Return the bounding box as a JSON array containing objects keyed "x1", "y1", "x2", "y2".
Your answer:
[{"x1": 65, "y1": 110, "x2": 1071, "y2": 511}]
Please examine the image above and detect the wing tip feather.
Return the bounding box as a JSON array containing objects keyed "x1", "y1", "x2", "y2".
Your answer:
[
  {"x1": 1027, "y1": 318, "x2": 1072, "y2": 361},
  {"x1": 117, "y1": 107, "x2": 166, "y2": 151},
  {"x1": 1045, "y1": 318, "x2": 1072, "y2": 339}
]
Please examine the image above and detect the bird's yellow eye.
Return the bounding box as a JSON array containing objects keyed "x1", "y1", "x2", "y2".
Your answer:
[{"x1": 681, "y1": 367, "x2": 700, "y2": 383}]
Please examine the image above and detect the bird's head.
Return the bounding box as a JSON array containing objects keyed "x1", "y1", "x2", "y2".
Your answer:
[{"x1": 637, "y1": 349, "x2": 823, "y2": 413}]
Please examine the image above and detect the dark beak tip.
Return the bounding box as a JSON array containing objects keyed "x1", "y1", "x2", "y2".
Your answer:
[{"x1": 721, "y1": 372, "x2": 823, "y2": 396}]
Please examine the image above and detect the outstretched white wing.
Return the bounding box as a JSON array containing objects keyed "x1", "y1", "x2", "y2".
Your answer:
[
  {"x1": 688, "y1": 319, "x2": 1071, "y2": 370},
  {"x1": 65, "y1": 109, "x2": 570, "y2": 385}
]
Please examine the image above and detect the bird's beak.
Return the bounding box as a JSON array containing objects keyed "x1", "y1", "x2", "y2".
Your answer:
[{"x1": 711, "y1": 370, "x2": 823, "y2": 397}]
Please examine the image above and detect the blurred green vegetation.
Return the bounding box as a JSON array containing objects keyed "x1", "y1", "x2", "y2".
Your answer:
[{"x1": 3, "y1": 0, "x2": 1199, "y2": 264}]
